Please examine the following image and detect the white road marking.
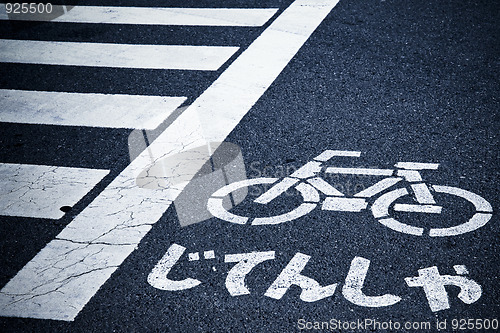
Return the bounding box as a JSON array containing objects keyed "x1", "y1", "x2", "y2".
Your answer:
[
  {"x1": 252, "y1": 203, "x2": 317, "y2": 226},
  {"x1": 307, "y1": 177, "x2": 344, "y2": 196},
  {"x1": 395, "y1": 162, "x2": 439, "y2": 170},
  {"x1": 0, "y1": 89, "x2": 186, "y2": 129},
  {"x1": 204, "y1": 251, "x2": 215, "y2": 259},
  {"x1": 430, "y1": 212, "x2": 492, "y2": 237},
  {"x1": 371, "y1": 188, "x2": 408, "y2": 218},
  {"x1": 354, "y1": 177, "x2": 402, "y2": 198},
  {"x1": 325, "y1": 167, "x2": 394, "y2": 176},
  {"x1": 188, "y1": 252, "x2": 200, "y2": 261},
  {"x1": 454, "y1": 265, "x2": 469, "y2": 275},
  {"x1": 431, "y1": 185, "x2": 492, "y2": 213},
  {"x1": 0, "y1": 40, "x2": 238, "y2": 70},
  {"x1": 254, "y1": 177, "x2": 298, "y2": 204},
  {"x1": 342, "y1": 257, "x2": 401, "y2": 307},
  {"x1": 211, "y1": 178, "x2": 278, "y2": 198},
  {"x1": 0, "y1": 163, "x2": 108, "y2": 219},
  {"x1": 321, "y1": 197, "x2": 368, "y2": 212},
  {"x1": 0, "y1": 0, "x2": 341, "y2": 321},
  {"x1": 405, "y1": 266, "x2": 482, "y2": 312},
  {"x1": 411, "y1": 183, "x2": 436, "y2": 204},
  {"x1": 393, "y1": 204, "x2": 442, "y2": 214},
  {"x1": 147, "y1": 244, "x2": 201, "y2": 291},
  {"x1": 290, "y1": 161, "x2": 323, "y2": 179},
  {"x1": 378, "y1": 217, "x2": 424, "y2": 236},
  {"x1": 264, "y1": 253, "x2": 337, "y2": 302},
  {"x1": 396, "y1": 170, "x2": 422, "y2": 182},
  {"x1": 314, "y1": 150, "x2": 361, "y2": 161},
  {"x1": 224, "y1": 252, "x2": 275, "y2": 296},
  {"x1": 207, "y1": 197, "x2": 249, "y2": 225},
  {"x1": 0, "y1": 6, "x2": 278, "y2": 27}
]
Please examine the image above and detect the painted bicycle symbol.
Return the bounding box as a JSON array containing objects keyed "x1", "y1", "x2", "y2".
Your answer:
[{"x1": 207, "y1": 150, "x2": 493, "y2": 236}]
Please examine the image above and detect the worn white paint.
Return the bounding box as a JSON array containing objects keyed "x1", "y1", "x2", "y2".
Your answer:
[
  {"x1": 224, "y1": 251, "x2": 275, "y2": 296},
  {"x1": 314, "y1": 150, "x2": 361, "y2": 161},
  {"x1": 354, "y1": 178, "x2": 401, "y2": 198},
  {"x1": 396, "y1": 170, "x2": 422, "y2": 182},
  {"x1": 0, "y1": 163, "x2": 108, "y2": 219},
  {"x1": 0, "y1": 6, "x2": 278, "y2": 27},
  {"x1": 395, "y1": 162, "x2": 439, "y2": 170},
  {"x1": 0, "y1": 40, "x2": 238, "y2": 70},
  {"x1": 148, "y1": 244, "x2": 201, "y2": 291},
  {"x1": 411, "y1": 183, "x2": 436, "y2": 204},
  {"x1": 342, "y1": 257, "x2": 401, "y2": 307},
  {"x1": 252, "y1": 203, "x2": 316, "y2": 226},
  {"x1": 204, "y1": 251, "x2": 215, "y2": 259},
  {"x1": 321, "y1": 197, "x2": 367, "y2": 212},
  {"x1": 453, "y1": 265, "x2": 469, "y2": 275},
  {"x1": 307, "y1": 177, "x2": 344, "y2": 196},
  {"x1": 393, "y1": 204, "x2": 442, "y2": 214},
  {"x1": 0, "y1": 89, "x2": 186, "y2": 129},
  {"x1": 212, "y1": 178, "x2": 278, "y2": 198},
  {"x1": 405, "y1": 266, "x2": 481, "y2": 312},
  {"x1": 371, "y1": 188, "x2": 407, "y2": 218},
  {"x1": 207, "y1": 197, "x2": 249, "y2": 225},
  {"x1": 325, "y1": 167, "x2": 393, "y2": 176},
  {"x1": 0, "y1": 240, "x2": 136, "y2": 321},
  {"x1": 188, "y1": 252, "x2": 200, "y2": 261},
  {"x1": 0, "y1": 0, "x2": 341, "y2": 320},
  {"x1": 378, "y1": 217, "x2": 424, "y2": 236},
  {"x1": 290, "y1": 161, "x2": 323, "y2": 179},
  {"x1": 264, "y1": 253, "x2": 337, "y2": 302},
  {"x1": 254, "y1": 177, "x2": 298, "y2": 204}
]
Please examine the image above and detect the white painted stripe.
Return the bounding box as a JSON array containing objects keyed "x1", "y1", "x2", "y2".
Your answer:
[
  {"x1": 0, "y1": 0, "x2": 341, "y2": 321},
  {"x1": 251, "y1": 203, "x2": 316, "y2": 225},
  {"x1": 207, "y1": 197, "x2": 249, "y2": 225},
  {"x1": 395, "y1": 162, "x2": 439, "y2": 170},
  {"x1": 307, "y1": 177, "x2": 344, "y2": 196},
  {"x1": 325, "y1": 167, "x2": 394, "y2": 176},
  {"x1": 0, "y1": 6, "x2": 278, "y2": 27},
  {"x1": 378, "y1": 218, "x2": 424, "y2": 236},
  {"x1": 264, "y1": 252, "x2": 337, "y2": 302},
  {"x1": 342, "y1": 257, "x2": 401, "y2": 307},
  {"x1": 354, "y1": 177, "x2": 402, "y2": 198},
  {"x1": 432, "y1": 185, "x2": 492, "y2": 212},
  {"x1": 411, "y1": 183, "x2": 436, "y2": 204},
  {"x1": 0, "y1": 90, "x2": 186, "y2": 129},
  {"x1": 314, "y1": 150, "x2": 361, "y2": 161},
  {"x1": 0, "y1": 40, "x2": 239, "y2": 70},
  {"x1": 321, "y1": 197, "x2": 367, "y2": 212},
  {"x1": 254, "y1": 177, "x2": 298, "y2": 204},
  {"x1": 371, "y1": 188, "x2": 408, "y2": 219},
  {"x1": 212, "y1": 178, "x2": 278, "y2": 198},
  {"x1": 393, "y1": 204, "x2": 442, "y2": 214},
  {"x1": 0, "y1": 163, "x2": 108, "y2": 219}
]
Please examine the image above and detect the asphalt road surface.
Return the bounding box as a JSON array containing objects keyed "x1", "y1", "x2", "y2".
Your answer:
[{"x1": 0, "y1": 0, "x2": 498, "y2": 332}]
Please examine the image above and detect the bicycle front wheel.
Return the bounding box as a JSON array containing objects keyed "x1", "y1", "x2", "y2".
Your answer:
[
  {"x1": 371, "y1": 185, "x2": 493, "y2": 237},
  {"x1": 207, "y1": 177, "x2": 318, "y2": 225}
]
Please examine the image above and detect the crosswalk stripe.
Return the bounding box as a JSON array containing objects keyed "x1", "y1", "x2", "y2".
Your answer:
[
  {"x1": 0, "y1": 0, "x2": 340, "y2": 321},
  {"x1": 0, "y1": 163, "x2": 109, "y2": 219},
  {"x1": 0, "y1": 40, "x2": 239, "y2": 70},
  {"x1": 0, "y1": 6, "x2": 278, "y2": 27},
  {"x1": 0, "y1": 89, "x2": 186, "y2": 129}
]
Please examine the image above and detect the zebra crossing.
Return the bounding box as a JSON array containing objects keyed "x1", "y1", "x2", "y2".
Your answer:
[
  {"x1": 0, "y1": 4, "x2": 276, "y2": 219},
  {"x1": 0, "y1": 0, "x2": 340, "y2": 322}
]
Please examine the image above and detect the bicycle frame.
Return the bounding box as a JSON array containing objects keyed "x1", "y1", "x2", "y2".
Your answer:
[{"x1": 255, "y1": 150, "x2": 441, "y2": 213}]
